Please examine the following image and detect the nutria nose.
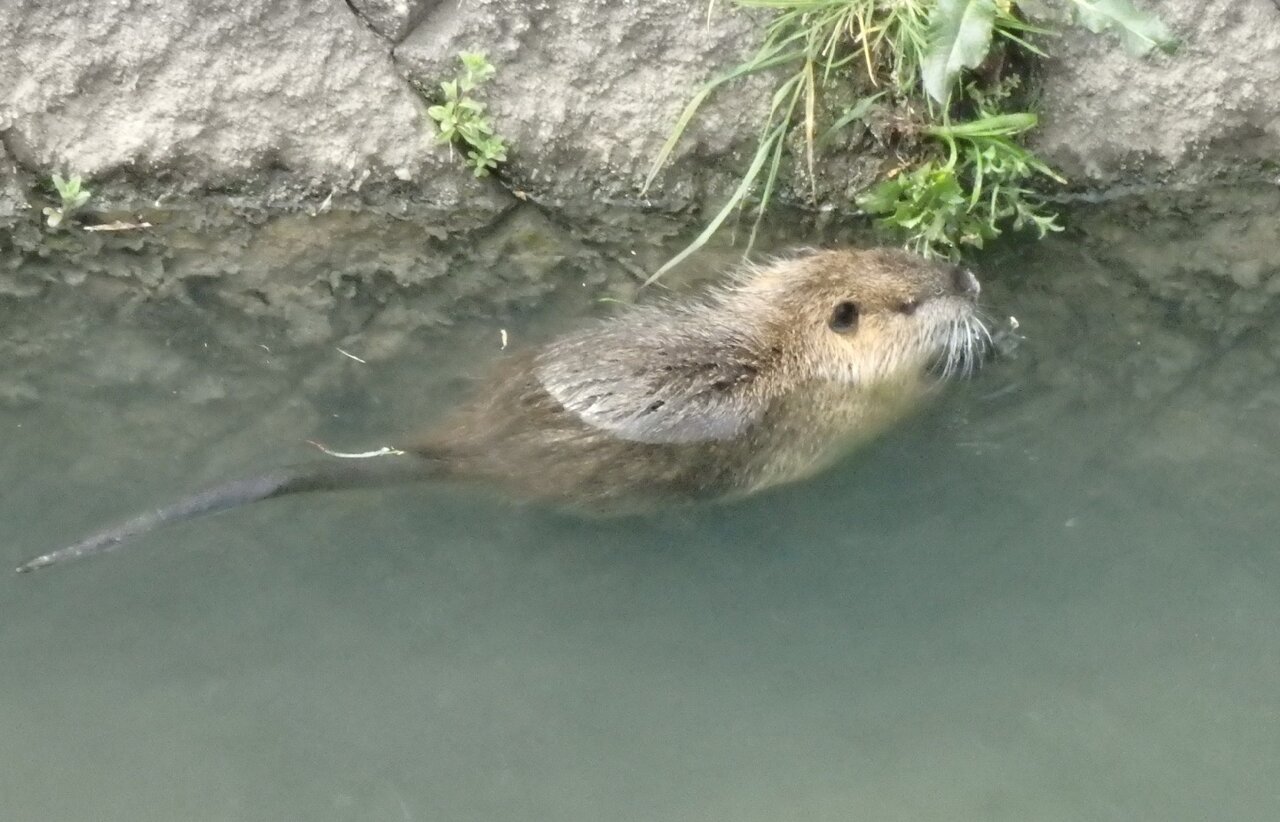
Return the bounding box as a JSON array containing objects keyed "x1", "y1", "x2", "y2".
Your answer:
[{"x1": 951, "y1": 266, "x2": 980, "y2": 298}]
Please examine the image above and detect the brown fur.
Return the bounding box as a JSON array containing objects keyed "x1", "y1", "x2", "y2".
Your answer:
[{"x1": 411, "y1": 247, "x2": 984, "y2": 511}]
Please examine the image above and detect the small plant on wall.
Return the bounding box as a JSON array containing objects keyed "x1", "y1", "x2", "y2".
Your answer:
[
  {"x1": 425, "y1": 51, "x2": 509, "y2": 178},
  {"x1": 645, "y1": 0, "x2": 1175, "y2": 279},
  {"x1": 43, "y1": 173, "x2": 93, "y2": 229}
]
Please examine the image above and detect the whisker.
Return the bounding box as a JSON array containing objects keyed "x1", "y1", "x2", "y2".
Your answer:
[
  {"x1": 931, "y1": 312, "x2": 992, "y2": 381},
  {"x1": 944, "y1": 317, "x2": 960, "y2": 380},
  {"x1": 926, "y1": 307, "x2": 996, "y2": 383},
  {"x1": 976, "y1": 318, "x2": 993, "y2": 349}
]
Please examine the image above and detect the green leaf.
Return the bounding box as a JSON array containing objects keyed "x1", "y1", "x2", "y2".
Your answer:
[
  {"x1": 51, "y1": 173, "x2": 76, "y2": 198},
  {"x1": 856, "y1": 178, "x2": 907, "y2": 215},
  {"x1": 1066, "y1": 0, "x2": 1177, "y2": 55},
  {"x1": 459, "y1": 51, "x2": 495, "y2": 83},
  {"x1": 921, "y1": 0, "x2": 997, "y2": 104},
  {"x1": 927, "y1": 112, "x2": 1038, "y2": 139}
]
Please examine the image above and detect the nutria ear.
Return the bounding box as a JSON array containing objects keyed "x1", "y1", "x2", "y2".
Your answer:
[{"x1": 535, "y1": 308, "x2": 767, "y2": 444}]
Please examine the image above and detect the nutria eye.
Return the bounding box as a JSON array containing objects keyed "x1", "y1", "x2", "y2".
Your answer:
[
  {"x1": 828, "y1": 301, "x2": 859, "y2": 333},
  {"x1": 897, "y1": 299, "x2": 920, "y2": 316}
]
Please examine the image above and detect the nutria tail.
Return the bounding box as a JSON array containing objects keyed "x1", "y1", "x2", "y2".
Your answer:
[{"x1": 16, "y1": 454, "x2": 441, "y2": 574}]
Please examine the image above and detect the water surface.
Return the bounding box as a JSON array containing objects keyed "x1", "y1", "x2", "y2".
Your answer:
[{"x1": 2, "y1": 199, "x2": 1278, "y2": 821}]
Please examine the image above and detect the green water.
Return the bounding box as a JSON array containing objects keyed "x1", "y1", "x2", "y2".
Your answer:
[{"x1": 1, "y1": 198, "x2": 1278, "y2": 821}]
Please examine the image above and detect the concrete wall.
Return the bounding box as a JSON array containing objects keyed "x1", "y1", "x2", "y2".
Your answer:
[{"x1": 3, "y1": 0, "x2": 1278, "y2": 223}]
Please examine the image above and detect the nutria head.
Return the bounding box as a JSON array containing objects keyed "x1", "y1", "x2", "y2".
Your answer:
[
  {"x1": 529, "y1": 246, "x2": 988, "y2": 450},
  {"x1": 730, "y1": 247, "x2": 988, "y2": 385}
]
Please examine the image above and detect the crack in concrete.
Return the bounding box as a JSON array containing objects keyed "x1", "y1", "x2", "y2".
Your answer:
[{"x1": 341, "y1": 0, "x2": 389, "y2": 41}]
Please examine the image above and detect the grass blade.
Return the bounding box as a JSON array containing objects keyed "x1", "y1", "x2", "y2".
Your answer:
[
  {"x1": 642, "y1": 42, "x2": 802, "y2": 193},
  {"x1": 644, "y1": 123, "x2": 787, "y2": 286},
  {"x1": 803, "y1": 59, "x2": 816, "y2": 204}
]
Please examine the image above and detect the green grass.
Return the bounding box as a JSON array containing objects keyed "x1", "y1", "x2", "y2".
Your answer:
[{"x1": 644, "y1": 0, "x2": 1175, "y2": 279}]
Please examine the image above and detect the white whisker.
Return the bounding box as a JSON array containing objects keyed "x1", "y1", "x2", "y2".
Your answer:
[{"x1": 927, "y1": 309, "x2": 992, "y2": 382}]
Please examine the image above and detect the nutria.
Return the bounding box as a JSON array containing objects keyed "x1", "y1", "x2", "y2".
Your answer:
[{"x1": 16, "y1": 247, "x2": 988, "y2": 574}]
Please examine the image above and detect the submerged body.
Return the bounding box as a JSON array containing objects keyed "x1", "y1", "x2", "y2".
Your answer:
[
  {"x1": 422, "y1": 356, "x2": 923, "y2": 512},
  {"x1": 17, "y1": 247, "x2": 988, "y2": 573}
]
